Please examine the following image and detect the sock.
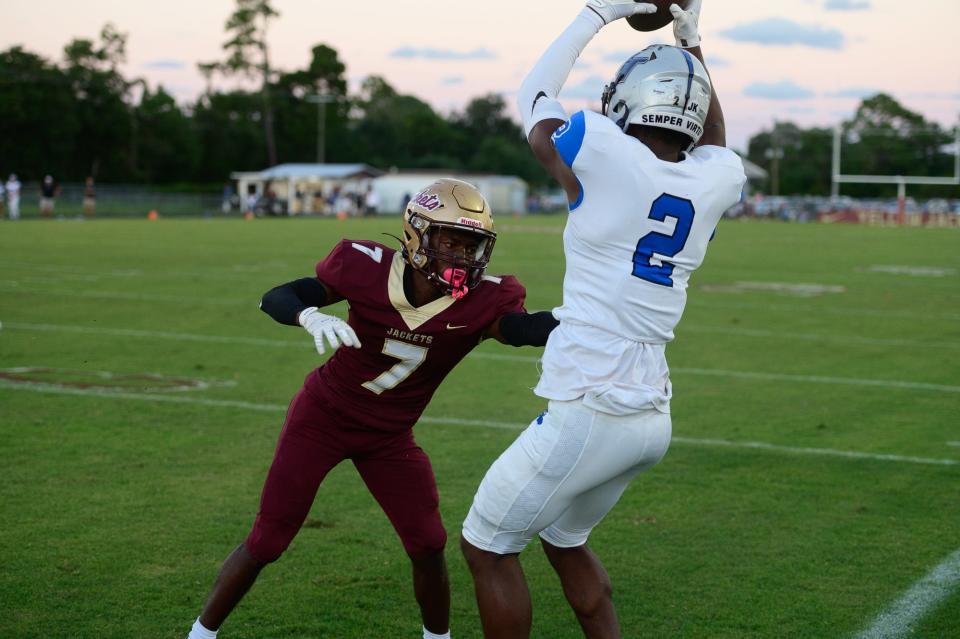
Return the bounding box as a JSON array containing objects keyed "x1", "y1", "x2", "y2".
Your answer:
[
  {"x1": 423, "y1": 626, "x2": 451, "y2": 639},
  {"x1": 187, "y1": 617, "x2": 218, "y2": 639}
]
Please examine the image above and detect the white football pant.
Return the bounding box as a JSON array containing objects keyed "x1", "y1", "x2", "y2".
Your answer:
[{"x1": 462, "y1": 398, "x2": 671, "y2": 554}]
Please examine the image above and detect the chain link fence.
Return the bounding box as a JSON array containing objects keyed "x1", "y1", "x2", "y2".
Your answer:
[{"x1": 3, "y1": 183, "x2": 228, "y2": 219}]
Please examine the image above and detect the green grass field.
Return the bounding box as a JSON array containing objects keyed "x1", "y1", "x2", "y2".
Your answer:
[{"x1": 1, "y1": 216, "x2": 958, "y2": 639}]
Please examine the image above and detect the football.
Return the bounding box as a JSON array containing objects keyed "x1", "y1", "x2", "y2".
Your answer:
[{"x1": 625, "y1": 0, "x2": 688, "y2": 32}]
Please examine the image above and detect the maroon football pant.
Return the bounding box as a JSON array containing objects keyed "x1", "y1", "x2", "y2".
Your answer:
[{"x1": 244, "y1": 388, "x2": 446, "y2": 563}]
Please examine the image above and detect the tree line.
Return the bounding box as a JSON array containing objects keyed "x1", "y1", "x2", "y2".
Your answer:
[
  {"x1": 0, "y1": 0, "x2": 547, "y2": 188},
  {"x1": 0, "y1": 0, "x2": 955, "y2": 198},
  {"x1": 747, "y1": 94, "x2": 958, "y2": 199}
]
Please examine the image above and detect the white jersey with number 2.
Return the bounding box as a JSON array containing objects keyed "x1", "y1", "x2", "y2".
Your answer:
[{"x1": 534, "y1": 110, "x2": 747, "y2": 415}]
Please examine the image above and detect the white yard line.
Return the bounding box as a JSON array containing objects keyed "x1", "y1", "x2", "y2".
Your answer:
[
  {"x1": 0, "y1": 284, "x2": 247, "y2": 306},
  {"x1": 470, "y1": 352, "x2": 960, "y2": 394},
  {"x1": 679, "y1": 325, "x2": 960, "y2": 350},
  {"x1": 2, "y1": 321, "x2": 307, "y2": 348},
  {"x1": 671, "y1": 437, "x2": 959, "y2": 467},
  {"x1": 3, "y1": 321, "x2": 959, "y2": 394},
  {"x1": 854, "y1": 548, "x2": 960, "y2": 639},
  {"x1": 665, "y1": 366, "x2": 960, "y2": 394},
  {"x1": 0, "y1": 259, "x2": 292, "y2": 279},
  {"x1": 688, "y1": 297, "x2": 960, "y2": 322},
  {"x1": 1, "y1": 381, "x2": 957, "y2": 468}
]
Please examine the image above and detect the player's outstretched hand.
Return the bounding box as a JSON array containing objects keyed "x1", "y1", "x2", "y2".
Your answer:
[
  {"x1": 298, "y1": 307, "x2": 361, "y2": 355},
  {"x1": 585, "y1": 0, "x2": 657, "y2": 26},
  {"x1": 670, "y1": 0, "x2": 702, "y2": 48}
]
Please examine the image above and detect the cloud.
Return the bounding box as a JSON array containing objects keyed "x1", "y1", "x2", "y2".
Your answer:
[
  {"x1": 786, "y1": 106, "x2": 817, "y2": 114},
  {"x1": 600, "y1": 46, "x2": 670, "y2": 63},
  {"x1": 390, "y1": 47, "x2": 496, "y2": 61},
  {"x1": 441, "y1": 76, "x2": 464, "y2": 85},
  {"x1": 825, "y1": 87, "x2": 879, "y2": 98},
  {"x1": 720, "y1": 18, "x2": 845, "y2": 49},
  {"x1": 143, "y1": 59, "x2": 186, "y2": 70},
  {"x1": 560, "y1": 75, "x2": 606, "y2": 100},
  {"x1": 744, "y1": 80, "x2": 816, "y2": 100},
  {"x1": 824, "y1": 0, "x2": 872, "y2": 10},
  {"x1": 907, "y1": 91, "x2": 960, "y2": 100},
  {"x1": 601, "y1": 50, "x2": 639, "y2": 63},
  {"x1": 706, "y1": 56, "x2": 731, "y2": 68}
]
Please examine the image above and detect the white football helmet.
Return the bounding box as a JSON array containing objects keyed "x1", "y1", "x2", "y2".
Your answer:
[{"x1": 601, "y1": 45, "x2": 711, "y2": 147}]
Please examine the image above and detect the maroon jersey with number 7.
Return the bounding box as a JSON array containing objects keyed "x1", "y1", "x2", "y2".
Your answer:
[{"x1": 304, "y1": 239, "x2": 527, "y2": 432}]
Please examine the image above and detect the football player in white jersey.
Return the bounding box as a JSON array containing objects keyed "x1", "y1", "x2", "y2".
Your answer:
[{"x1": 460, "y1": 1, "x2": 746, "y2": 637}]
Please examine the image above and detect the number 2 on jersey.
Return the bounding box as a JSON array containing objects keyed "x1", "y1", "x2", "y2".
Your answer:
[
  {"x1": 362, "y1": 339, "x2": 428, "y2": 395},
  {"x1": 632, "y1": 194, "x2": 695, "y2": 287}
]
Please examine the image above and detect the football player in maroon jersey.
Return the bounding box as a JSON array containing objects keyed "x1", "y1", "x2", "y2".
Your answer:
[{"x1": 186, "y1": 179, "x2": 559, "y2": 639}]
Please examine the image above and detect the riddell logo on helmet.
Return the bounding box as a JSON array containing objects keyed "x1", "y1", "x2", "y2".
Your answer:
[
  {"x1": 413, "y1": 192, "x2": 442, "y2": 211},
  {"x1": 457, "y1": 217, "x2": 483, "y2": 228}
]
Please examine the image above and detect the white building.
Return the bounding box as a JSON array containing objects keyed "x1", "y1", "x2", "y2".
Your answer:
[
  {"x1": 232, "y1": 164, "x2": 529, "y2": 216},
  {"x1": 374, "y1": 171, "x2": 528, "y2": 216},
  {"x1": 231, "y1": 164, "x2": 384, "y2": 215}
]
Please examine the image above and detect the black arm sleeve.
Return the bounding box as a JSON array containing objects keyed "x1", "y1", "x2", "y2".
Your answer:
[
  {"x1": 259, "y1": 277, "x2": 329, "y2": 326},
  {"x1": 498, "y1": 311, "x2": 560, "y2": 347}
]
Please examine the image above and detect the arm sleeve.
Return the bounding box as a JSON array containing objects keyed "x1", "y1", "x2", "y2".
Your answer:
[
  {"x1": 259, "y1": 278, "x2": 329, "y2": 326},
  {"x1": 517, "y1": 9, "x2": 603, "y2": 137},
  {"x1": 499, "y1": 311, "x2": 560, "y2": 347}
]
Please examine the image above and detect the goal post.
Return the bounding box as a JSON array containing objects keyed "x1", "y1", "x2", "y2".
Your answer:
[{"x1": 831, "y1": 124, "x2": 960, "y2": 225}]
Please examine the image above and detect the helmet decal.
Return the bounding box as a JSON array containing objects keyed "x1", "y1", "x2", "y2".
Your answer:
[
  {"x1": 457, "y1": 216, "x2": 484, "y2": 228},
  {"x1": 412, "y1": 191, "x2": 443, "y2": 211}
]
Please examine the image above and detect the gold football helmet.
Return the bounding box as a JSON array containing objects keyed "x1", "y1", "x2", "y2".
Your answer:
[{"x1": 402, "y1": 178, "x2": 496, "y2": 299}]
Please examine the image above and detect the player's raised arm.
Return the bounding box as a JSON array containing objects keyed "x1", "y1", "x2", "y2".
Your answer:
[
  {"x1": 518, "y1": 1, "x2": 657, "y2": 201},
  {"x1": 670, "y1": 1, "x2": 725, "y2": 148}
]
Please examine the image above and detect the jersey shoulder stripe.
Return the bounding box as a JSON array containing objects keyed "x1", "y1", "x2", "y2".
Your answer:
[{"x1": 552, "y1": 110, "x2": 587, "y2": 168}]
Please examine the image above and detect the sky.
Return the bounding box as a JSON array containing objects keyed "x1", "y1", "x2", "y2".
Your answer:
[{"x1": 2, "y1": 0, "x2": 959, "y2": 151}]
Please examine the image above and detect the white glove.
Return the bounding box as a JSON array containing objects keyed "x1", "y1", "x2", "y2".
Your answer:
[
  {"x1": 670, "y1": 0, "x2": 702, "y2": 48},
  {"x1": 298, "y1": 307, "x2": 361, "y2": 355},
  {"x1": 584, "y1": 0, "x2": 657, "y2": 27}
]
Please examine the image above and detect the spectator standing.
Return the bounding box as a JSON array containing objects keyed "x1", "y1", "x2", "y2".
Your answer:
[
  {"x1": 364, "y1": 185, "x2": 380, "y2": 216},
  {"x1": 6, "y1": 174, "x2": 21, "y2": 220},
  {"x1": 245, "y1": 191, "x2": 258, "y2": 216},
  {"x1": 221, "y1": 183, "x2": 235, "y2": 214},
  {"x1": 83, "y1": 177, "x2": 96, "y2": 217},
  {"x1": 39, "y1": 175, "x2": 59, "y2": 217}
]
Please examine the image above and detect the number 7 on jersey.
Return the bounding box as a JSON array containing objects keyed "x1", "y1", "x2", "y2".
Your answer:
[{"x1": 362, "y1": 339, "x2": 428, "y2": 395}]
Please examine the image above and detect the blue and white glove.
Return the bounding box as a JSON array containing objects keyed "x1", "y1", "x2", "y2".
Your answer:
[
  {"x1": 670, "y1": 0, "x2": 702, "y2": 48},
  {"x1": 584, "y1": 0, "x2": 657, "y2": 26},
  {"x1": 298, "y1": 307, "x2": 361, "y2": 355}
]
